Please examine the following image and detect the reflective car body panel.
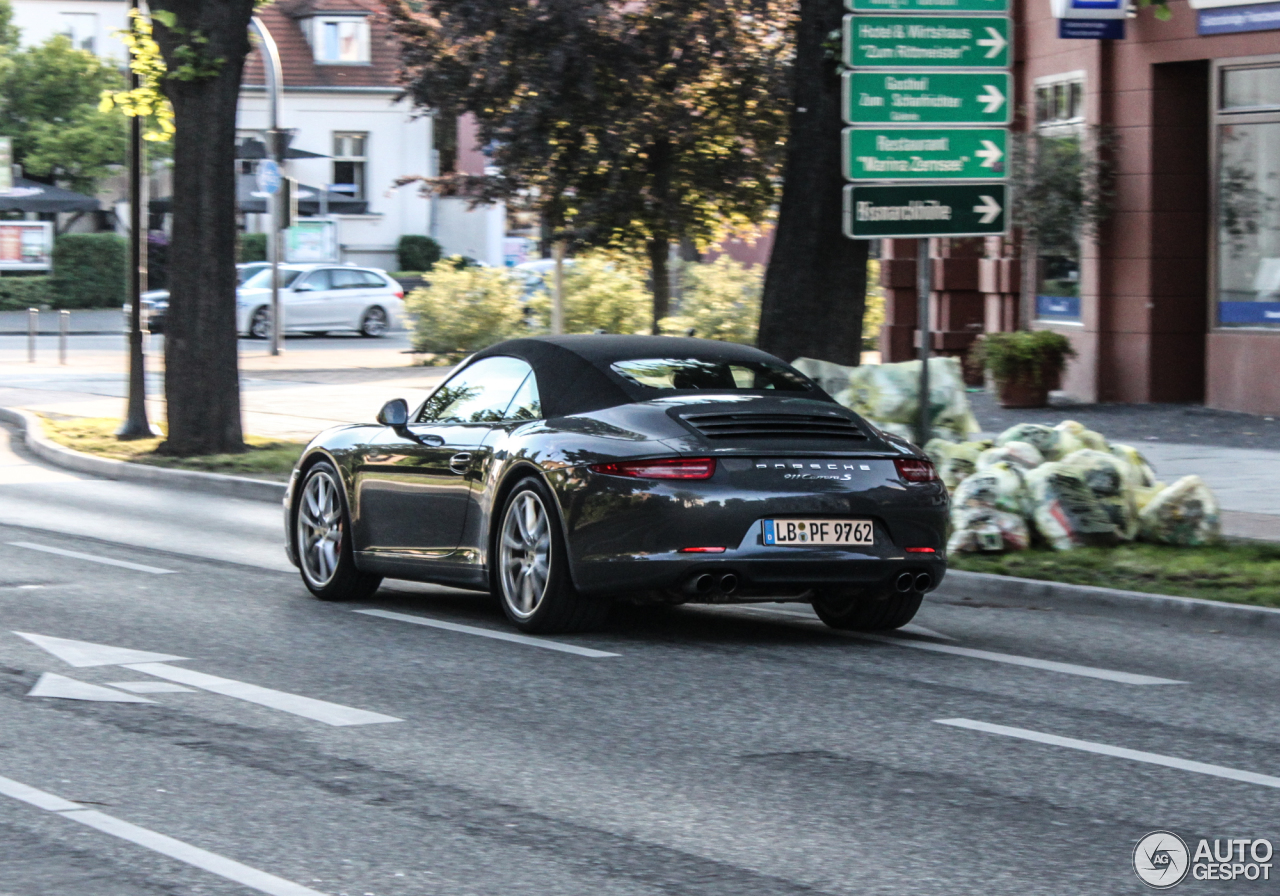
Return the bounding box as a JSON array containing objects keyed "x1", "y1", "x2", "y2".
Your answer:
[{"x1": 284, "y1": 336, "x2": 948, "y2": 602}]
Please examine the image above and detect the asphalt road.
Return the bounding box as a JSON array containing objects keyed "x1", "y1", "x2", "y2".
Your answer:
[{"x1": 0, "y1": 425, "x2": 1277, "y2": 895}]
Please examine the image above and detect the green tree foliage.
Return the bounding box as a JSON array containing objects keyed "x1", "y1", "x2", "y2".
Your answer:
[
  {"x1": 386, "y1": 0, "x2": 794, "y2": 330},
  {"x1": 529, "y1": 252, "x2": 652, "y2": 336},
  {"x1": 407, "y1": 260, "x2": 528, "y2": 361},
  {"x1": 863, "y1": 259, "x2": 885, "y2": 352},
  {"x1": 0, "y1": 34, "x2": 128, "y2": 194},
  {"x1": 397, "y1": 234, "x2": 443, "y2": 273},
  {"x1": 1010, "y1": 130, "x2": 1115, "y2": 257},
  {"x1": 660, "y1": 256, "x2": 762, "y2": 344},
  {"x1": 99, "y1": 9, "x2": 176, "y2": 144}
]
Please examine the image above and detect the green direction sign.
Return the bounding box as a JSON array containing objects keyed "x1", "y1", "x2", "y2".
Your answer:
[
  {"x1": 842, "y1": 71, "x2": 1011, "y2": 125},
  {"x1": 843, "y1": 15, "x2": 1011, "y2": 69},
  {"x1": 843, "y1": 128, "x2": 1007, "y2": 181},
  {"x1": 847, "y1": 0, "x2": 1007, "y2": 12},
  {"x1": 843, "y1": 183, "x2": 1008, "y2": 238}
]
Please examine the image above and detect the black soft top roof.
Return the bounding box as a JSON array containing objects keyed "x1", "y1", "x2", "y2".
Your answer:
[{"x1": 467, "y1": 335, "x2": 828, "y2": 418}]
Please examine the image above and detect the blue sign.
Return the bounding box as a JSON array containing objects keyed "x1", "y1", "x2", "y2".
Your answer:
[
  {"x1": 256, "y1": 159, "x2": 282, "y2": 195},
  {"x1": 1058, "y1": 17, "x2": 1125, "y2": 37},
  {"x1": 1037, "y1": 294, "x2": 1081, "y2": 320},
  {"x1": 1218, "y1": 301, "x2": 1280, "y2": 324},
  {"x1": 1198, "y1": 1, "x2": 1280, "y2": 32}
]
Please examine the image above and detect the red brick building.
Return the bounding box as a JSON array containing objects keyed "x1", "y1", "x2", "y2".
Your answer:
[{"x1": 880, "y1": 0, "x2": 1280, "y2": 415}]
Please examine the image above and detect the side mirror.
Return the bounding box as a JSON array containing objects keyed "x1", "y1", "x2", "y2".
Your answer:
[
  {"x1": 377, "y1": 398, "x2": 409, "y2": 427},
  {"x1": 293, "y1": 283, "x2": 314, "y2": 292}
]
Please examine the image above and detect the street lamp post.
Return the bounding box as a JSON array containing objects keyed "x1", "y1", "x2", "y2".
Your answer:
[
  {"x1": 250, "y1": 16, "x2": 285, "y2": 357},
  {"x1": 118, "y1": 0, "x2": 151, "y2": 439}
]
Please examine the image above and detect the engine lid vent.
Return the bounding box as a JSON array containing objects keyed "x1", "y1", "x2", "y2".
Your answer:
[{"x1": 680, "y1": 411, "x2": 868, "y2": 441}]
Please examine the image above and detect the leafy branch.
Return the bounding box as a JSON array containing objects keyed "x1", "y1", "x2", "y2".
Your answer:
[{"x1": 98, "y1": 9, "x2": 174, "y2": 142}]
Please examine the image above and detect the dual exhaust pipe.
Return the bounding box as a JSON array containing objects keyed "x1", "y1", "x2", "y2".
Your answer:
[
  {"x1": 685, "y1": 571, "x2": 738, "y2": 597},
  {"x1": 896, "y1": 571, "x2": 932, "y2": 593}
]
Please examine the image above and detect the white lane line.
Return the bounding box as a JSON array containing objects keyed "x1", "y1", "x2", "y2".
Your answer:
[
  {"x1": 730, "y1": 607, "x2": 1179, "y2": 685},
  {"x1": 0, "y1": 773, "x2": 326, "y2": 896},
  {"x1": 28, "y1": 672, "x2": 155, "y2": 703},
  {"x1": 108, "y1": 681, "x2": 195, "y2": 694},
  {"x1": 123, "y1": 663, "x2": 402, "y2": 727},
  {"x1": 13, "y1": 632, "x2": 187, "y2": 668},
  {"x1": 733, "y1": 606, "x2": 958, "y2": 641},
  {"x1": 355, "y1": 608, "x2": 620, "y2": 658},
  {"x1": 937, "y1": 719, "x2": 1280, "y2": 790},
  {"x1": 6, "y1": 541, "x2": 175, "y2": 575}
]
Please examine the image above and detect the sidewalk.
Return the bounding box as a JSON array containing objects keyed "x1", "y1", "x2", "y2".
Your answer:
[{"x1": 0, "y1": 308, "x2": 122, "y2": 334}]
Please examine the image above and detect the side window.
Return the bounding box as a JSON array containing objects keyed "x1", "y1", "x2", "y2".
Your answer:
[
  {"x1": 417, "y1": 357, "x2": 534, "y2": 424},
  {"x1": 303, "y1": 269, "x2": 333, "y2": 291},
  {"x1": 358, "y1": 270, "x2": 388, "y2": 287},
  {"x1": 502, "y1": 373, "x2": 542, "y2": 421},
  {"x1": 331, "y1": 269, "x2": 365, "y2": 289}
]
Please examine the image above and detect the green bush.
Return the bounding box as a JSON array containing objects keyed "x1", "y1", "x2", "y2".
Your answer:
[
  {"x1": 0, "y1": 275, "x2": 53, "y2": 311},
  {"x1": 659, "y1": 256, "x2": 762, "y2": 344},
  {"x1": 51, "y1": 234, "x2": 126, "y2": 309},
  {"x1": 239, "y1": 232, "x2": 267, "y2": 263},
  {"x1": 406, "y1": 257, "x2": 526, "y2": 361},
  {"x1": 974, "y1": 329, "x2": 1077, "y2": 386},
  {"x1": 529, "y1": 251, "x2": 651, "y2": 335},
  {"x1": 397, "y1": 235, "x2": 442, "y2": 273}
]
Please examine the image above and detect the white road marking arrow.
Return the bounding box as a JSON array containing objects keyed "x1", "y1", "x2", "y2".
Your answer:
[
  {"x1": 973, "y1": 194, "x2": 1002, "y2": 224},
  {"x1": 14, "y1": 632, "x2": 187, "y2": 668},
  {"x1": 977, "y1": 27, "x2": 1007, "y2": 59},
  {"x1": 977, "y1": 83, "x2": 1005, "y2": 114},
  {"x1": 28, "y1": 672, "x2": 155, "y2": 703},
  {"x1": 975, "y1": 140, "x2": 1004, "y2": 168}
]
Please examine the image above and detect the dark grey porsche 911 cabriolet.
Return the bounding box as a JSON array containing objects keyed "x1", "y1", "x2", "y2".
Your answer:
[{"x1": 284, "y1": 335, "x2": 948, "y2": 633}]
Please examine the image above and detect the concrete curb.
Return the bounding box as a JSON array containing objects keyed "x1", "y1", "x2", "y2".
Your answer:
[
  {"x1": 0, "y1": 407, "x2": 287, "y2": 504},
  {"x1": 936, "y1": 568, "x2": 1280, "y2": 636}
]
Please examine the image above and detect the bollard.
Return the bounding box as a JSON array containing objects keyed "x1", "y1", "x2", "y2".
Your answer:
[
  {"x1": 59, "y1": 310, "x2": 69, "y2": 365},
  {"x1": 27, "y1": 307, "x2": 37, "y2": 363}
]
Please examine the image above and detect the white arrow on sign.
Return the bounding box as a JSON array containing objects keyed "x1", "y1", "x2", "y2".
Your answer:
[
  {"x1": 973, "y1": 194, "x2": 1003, "y2": 224},
  {"x1": 977, "y1": 27, "x2": 1007, "y2": 59},
  {"x1": 975, "y1": 140, "x2": 1004, "y2": 168},
  {"x1": 977, "y1": 83, "x2": 1005, "y2": 114}
]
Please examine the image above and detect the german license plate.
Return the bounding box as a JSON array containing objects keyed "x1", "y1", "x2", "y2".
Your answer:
[{"x1": 763, "y1": 519, "x2": 874, "y2": 546}]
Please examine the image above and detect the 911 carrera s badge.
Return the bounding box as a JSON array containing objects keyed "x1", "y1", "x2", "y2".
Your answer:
[{"x1": 757, "y1": 460, "x2": 873, "y2": 481}]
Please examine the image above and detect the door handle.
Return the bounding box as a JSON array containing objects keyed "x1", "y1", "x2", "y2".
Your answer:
[{"x1": 449, "y1": 452, "x2": 472, "y2": 474}]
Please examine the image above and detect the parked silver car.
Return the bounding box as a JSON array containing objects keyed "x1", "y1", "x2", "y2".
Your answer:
[{"x1": 236, "y1": 264, "x2": 405, "y2": 338}]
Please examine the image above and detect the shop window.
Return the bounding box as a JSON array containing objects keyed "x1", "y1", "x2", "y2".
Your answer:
[
  {"x1": 332, "y1": 132, "x2": 367, "y2": 201},
  {"x1": 1034, "y1": 77, "x2": 1084, "y2": 127},
  {"x1": 1032, "y1": 74, "x2": 1086, "y2": 323},
  {"x1": 313, "y1": 17, "x2": 369, "y2": 64},
  {"x1": 1215, "y1": 61, "x2": 1280, "y2": 329},
  {"x1": 59, "y1": 12, "x2": 96, "y2": 53}
]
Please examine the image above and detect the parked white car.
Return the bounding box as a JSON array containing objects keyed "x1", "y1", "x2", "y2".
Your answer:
[{"x1": 236, "y1": 264, "x2": 405, "y2": 338}]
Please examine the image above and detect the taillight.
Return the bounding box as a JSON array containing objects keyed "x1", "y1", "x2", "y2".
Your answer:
[
  {"x1": 394, "y1": 290, "x2": 404, "y2": 299},
  {"x1": 894, "y1": 458, "x2": 939, "y2": 483},
  {"x1": 590, "y1": 457, "x2": 716, "y2": 480}
]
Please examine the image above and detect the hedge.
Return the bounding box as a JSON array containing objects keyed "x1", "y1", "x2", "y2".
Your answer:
[
  {"x1": 239, "y1": 232, "x2": 268, "y2": 263},
  {"x1": 51, "y1": 234, "x2": 127, "y2": 309},
  {"x1": 0, "y1": 275, "x2": 53, "y2": 311},
  {"x1": 397, "y1": 234, "x2": 442, "y2": 273}
]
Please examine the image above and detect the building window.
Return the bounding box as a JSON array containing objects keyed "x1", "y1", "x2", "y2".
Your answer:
[
  {"x1": 1214, "y1": 60, "x2": 1280, "y2": 330},
  {"x1": 1032, "y1": 73, "x2": 1086, "y2": 323},
  {"x1": 332, "y1": 133, "x2": 367, "y2": 201},
  {"x1": 59, "y1": 12, "x2": 97, "y2": 53},
  {"x1": 313, "y1": 17, "x2": 369, "y2": 64}
]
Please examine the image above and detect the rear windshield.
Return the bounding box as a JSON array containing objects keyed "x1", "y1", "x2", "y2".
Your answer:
[
  {"x1": 241, "y1": 268, "x2": 303, "y2": 289},
  {"x1": 610, "y1": 358, "x2": 814, "y2": 392}
]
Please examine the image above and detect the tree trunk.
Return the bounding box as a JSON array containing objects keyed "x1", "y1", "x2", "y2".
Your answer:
[
  {"x1": 757, "y1": 0, "x2": 868, "y2": 366},
  {"x1": 151, "y1": 0, "x2": 255, "y2": 456},
  {"x1": 647, "y1": 237, "x2": 670, "y2": 334}
]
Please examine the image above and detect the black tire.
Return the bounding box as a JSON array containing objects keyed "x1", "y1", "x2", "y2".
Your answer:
[
  {"x1": 360, "y1": 306, "x2": 388, "y2": 337},
  {"x1": 294, "y1": 461, "x2": 382, "y2": 602},
  {"x1": 812, "y1": 586, "x2": 922, "y2": 631},
  {"x1": 492, "y1": 477, "x2": 610, "y2": 633},
  {"x1": 248, "y1": 306, "x2": 271, "y2": 340}
]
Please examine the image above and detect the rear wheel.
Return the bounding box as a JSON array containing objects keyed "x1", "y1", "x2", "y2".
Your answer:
[
  {"x1": 494, "y1": 478, "x2": 609, "y2": 633},
  {"x1": 295, "y1": 461, "x2": 382, "y2": 602},
  {"x1": 812, "y1": 587, "x2": 922, "y2": 631}
]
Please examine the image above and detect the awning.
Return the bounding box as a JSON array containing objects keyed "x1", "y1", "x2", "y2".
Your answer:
[
  {"x1": 236, "y1": 138, "x2": 328, "y2": 160},
  {"x1": 149, "y1": 175, "x2": 368, "y2": 215},
  {"x1": 0, "y1": 177, "x2": 99, "y2": 213}
]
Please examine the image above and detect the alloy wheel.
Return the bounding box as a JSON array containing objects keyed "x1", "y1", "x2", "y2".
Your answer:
[
  {"x1": 499, "y1": 490, "x2": 552, "y2": 619},
  {"x1": 361, "y1": 307, "x2": 388, "y2": 337},
  {"x1": 250, "y1": 307, "x2": 272, "y2": 339},
  {"x1": 298, "y1": 469, "x2": 343, "y2": 588}
]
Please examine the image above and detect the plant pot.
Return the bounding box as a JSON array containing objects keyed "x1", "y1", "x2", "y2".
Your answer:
[{"x1": 996, "y1": 374, "x2": 1050, "y2": 408}]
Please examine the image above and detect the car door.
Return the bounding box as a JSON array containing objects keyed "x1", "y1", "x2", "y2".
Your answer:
[
  {"x1": 352, "y1": 356, "x2": 534, "y2": 561},
  {"x1": 285, "y1": 268, "x2": 332, "y2": 330},
  {"x1": 329, "y1": 267, "x2": 373, "y2": 327}
]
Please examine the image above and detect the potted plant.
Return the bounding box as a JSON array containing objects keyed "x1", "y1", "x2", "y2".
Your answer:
[{"x1": 974, "y1": 330, "x2": 1076, "y2": 408}]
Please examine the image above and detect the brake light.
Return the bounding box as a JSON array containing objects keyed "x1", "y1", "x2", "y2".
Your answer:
[
  {"x1": 894, "y1": 458, "x2": 940, "y2": 483},
  {"x1": 905, "y1": 547, "x2": 937, "y2": 553},
  {"x1": 590, "y1": 457, "x2": 716, "y2": 480},
  {"x1": 679, "y1": 546, "x2": 725, "y2": 553},
  {"x1": 394, "y1": 290, "x2": 404, "y2": 299}
]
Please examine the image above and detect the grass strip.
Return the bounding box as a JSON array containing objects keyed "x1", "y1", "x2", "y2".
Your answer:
[
  {"x1": 37, "y1": 416, "x2": 304, "y2": 481},
  {"x1": 951, "y1": 542, "x2": 1280, "y2": 609}
]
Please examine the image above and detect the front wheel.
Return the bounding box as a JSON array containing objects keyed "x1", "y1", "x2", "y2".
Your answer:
[
  {"x1": 248, "y1": 306, "x2": 272, "y2": 339},
  {"x1": 812, "y1": 587, "x2": 922, "y2": 631},
  {"x1": 295, "y1": 461, "x2": 382, "y2": 602},
  {"x1": 494, "y1": 478, "x2": 609, "y2": 633},
  {"x1": 359, "y1": 306, "x2": 388, "y2": 337}
]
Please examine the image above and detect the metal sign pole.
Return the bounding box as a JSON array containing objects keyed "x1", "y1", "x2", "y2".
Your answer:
[
  {"x1": 916, "y1": 238, "x2": 931, "y2": 447},
  {"x1": 251, "y1": 17, "x2": 284, "y2": 357}
]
